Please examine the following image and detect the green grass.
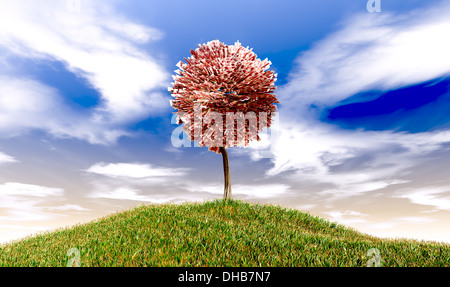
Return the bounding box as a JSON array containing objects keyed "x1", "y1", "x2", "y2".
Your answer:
[{"x1": 0, "y1": 199, "x2": 448, "y2": 267}]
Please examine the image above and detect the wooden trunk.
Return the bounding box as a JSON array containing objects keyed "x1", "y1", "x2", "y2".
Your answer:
[{"x1": 220, "y1": 147, "x2": 232, "y2": 201}]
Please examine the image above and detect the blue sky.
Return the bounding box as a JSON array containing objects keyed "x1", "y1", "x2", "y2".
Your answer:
[{"x1": 1, "y1": 0, "x2": 450, "y2": 244}]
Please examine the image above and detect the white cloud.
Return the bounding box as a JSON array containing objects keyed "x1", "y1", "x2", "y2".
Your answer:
[
  {"x1": 324, "y1": 210, "x2": 369, "y2": 225},
  {"x1": 0, "y1": 0, "x2": 169, "y2": 144},
  {"x1": 187, "y1": 183, "x2": 291, "y2": 199},
  {"x1": 0, "y1": 77, "x2": 58, "y2": 131},
  {"x1": 0, "y1": 182, "x2": 95, "y2": 243},
  {"x1": 87, "y1": 180, "x2": 291, "y2": 204},
  {"x1": 0, "y1": 223, "x2": 55, "y2": 244},
  {"x1": 261, "y1": 2, "x2": 450, "y2": 243},
  {"x1": 266, "y1": 2, "x2": 450, "y2": 201},
  {"x1": 0, "y1": 190, "x2": 93, "y2": 244},
  {"x1": 281, "y1": 3, "x2": 450, "y2": 109},
  {"x1": 233, "y1": 184, "x2": 290, "y2": 198},
  {"x1": 395, "y1": 187, "x2": 450, "y2": 211},
  {"x1": 0, "y1": 152, "x2": 17, "y2": 165},
  {"x1": 44, "y1": 204, "x2": 89, "y2": 212},
  {"x1": 368, "y1": 216, "x2": 435, "y2": 230},
  {"x1": 0, "y1": 76, "x2": 131, "y2": 143},
  {"x1": 89, "y1": 186, "x2": 183, "y2": 204},
  {"x1": 85, "y1": 162, "x2": 193, "y2": 203},
  {"x1": 0, "y1": 182, "x2": 63, "y2": 198},
  {"x1": 85, "y1": 162, "x2": 188, "y2": 179},
  {"x1": 0, "y1": 182, "x2": 65, "y2": 222},
  {"x1": 266, "y1": 116, "x2": 450, "y2": 202},
  {"x1": 395, "y1": 216, "x2": 435, "y2": 224}
]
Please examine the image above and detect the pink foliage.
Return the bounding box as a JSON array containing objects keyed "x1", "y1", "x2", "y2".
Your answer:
[{"x1": 169, "y1": 40, "x2": 278, "y2": 153}]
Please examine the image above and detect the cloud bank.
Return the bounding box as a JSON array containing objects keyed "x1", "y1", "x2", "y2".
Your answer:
[
  {"x1": 0, "y1": 0, "x2": 169, "y2": 144},
  {"x1": 280, "y1": 3, "x2": 450, "y2": 109},
  {"x1": 267, "y1": 2, "x2": 450, "y2": 205}
]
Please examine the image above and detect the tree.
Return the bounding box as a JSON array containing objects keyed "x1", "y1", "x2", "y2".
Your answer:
[{"x1": 169, "y1": 40, "x2": 278, "y2": 201}]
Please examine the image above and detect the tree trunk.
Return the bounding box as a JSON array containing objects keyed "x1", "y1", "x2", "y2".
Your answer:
[{"x1": 219, "y1": 147, "x2": 232, "y2": 201}]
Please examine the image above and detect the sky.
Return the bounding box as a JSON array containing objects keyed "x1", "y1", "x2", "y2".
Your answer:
[{"x1": 1, "y1": 0, "x2": 450, "y2": 244}]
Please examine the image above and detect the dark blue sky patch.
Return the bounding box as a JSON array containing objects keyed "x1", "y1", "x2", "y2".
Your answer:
[
  {"x1": 35, "y1": 60, "x2": 102, "y2": 109},
  {"x1": 264, "y1": 48, "x2": 306, "y2": 87},
  {"x1": 13, "y1": 58, "x2": 102, "y2": 109},
  {"x1": 131, "y1": 115, "x2": 170, "y2": 134},
  {"x1": 323, "y1": 78, "x2": 450, "y2": 133}
]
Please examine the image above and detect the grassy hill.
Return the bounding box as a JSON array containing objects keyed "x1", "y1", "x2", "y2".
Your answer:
[{"x1": 0, "y1": 199, "x2": 448, "y2": 267}]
